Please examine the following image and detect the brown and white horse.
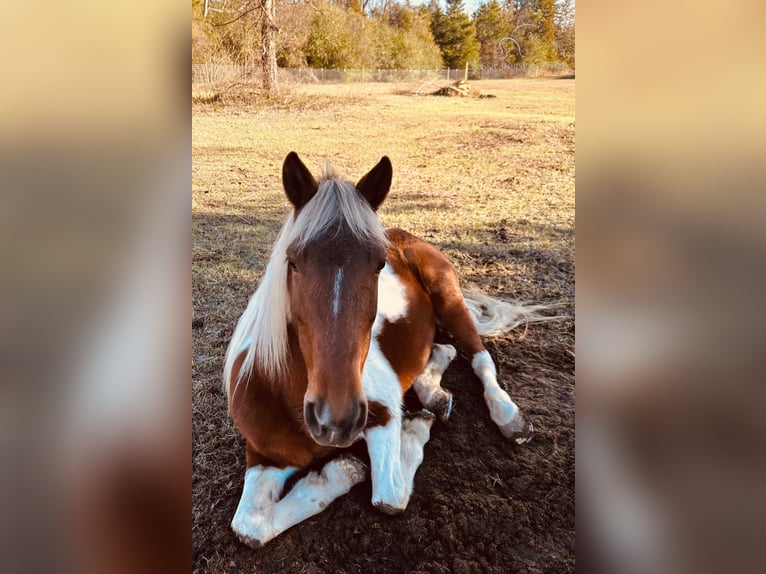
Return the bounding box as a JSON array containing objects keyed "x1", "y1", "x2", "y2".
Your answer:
[{"x1": 224, "y1": 152, "x2": 556, "y2": 547}]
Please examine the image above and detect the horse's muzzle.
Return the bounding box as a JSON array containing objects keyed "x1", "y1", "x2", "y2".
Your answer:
[{"x1": 304, "y1": 397, "x2": 368, "y2": 447}]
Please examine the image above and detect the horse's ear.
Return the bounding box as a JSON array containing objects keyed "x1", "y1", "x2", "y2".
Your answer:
[
  {"x1": 356, "y1": 156, "x2": 392, "y2": 211},
  {"x1": 282, "y1": 152, "x2": 318, "y2": 210}
]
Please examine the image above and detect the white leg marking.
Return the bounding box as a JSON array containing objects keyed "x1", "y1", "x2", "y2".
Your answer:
[
  {"x1": 471, "y1": 350, "x2": 531, "y2": 441},
  {"x1": 399, "y1": 412, "x2": 435, "y2": 501},
  {"x1": 231, "y1": 465, "x2": 298, "y2": 545},
  {"x1": 412, "y1": 344, "x2": 456, "y2": 420},
  {"x1": 331, "y1": 266, "x2": 344, "y2": 318},
  {"x1": 231, "y1": 457, "x2": 367, "y2": 547},
  {"x1": 366, "y1": 420, "x2": 407, "y2": 513},
  {"x1": 268, "y1": 456, "x2": 367, "y2": 540}
]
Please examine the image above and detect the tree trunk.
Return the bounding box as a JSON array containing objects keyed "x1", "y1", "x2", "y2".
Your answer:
[{"x1": 260, "y1": 0, "x2": 279, "y2": 95}]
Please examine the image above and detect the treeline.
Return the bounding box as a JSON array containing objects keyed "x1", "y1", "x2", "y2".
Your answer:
[{"x1": 191, "y1": 0, "x2": 574, "y2": 71}]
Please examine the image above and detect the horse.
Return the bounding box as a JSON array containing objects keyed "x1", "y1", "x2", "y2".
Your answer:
[{"x1": 223, "y1": 152, "x2": 556, "y2": 547}]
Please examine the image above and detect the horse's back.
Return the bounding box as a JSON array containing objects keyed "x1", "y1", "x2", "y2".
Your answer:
[
  {"x1": 386, "y1": 228, "x2": 455, "y2": 276},
  {"x1": 385, "y1": 228, "x2": 465, "y2": 307}
]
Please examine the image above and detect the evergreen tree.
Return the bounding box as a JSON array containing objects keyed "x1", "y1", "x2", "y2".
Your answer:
[
  {"x1": 474, "y1": 0, "x2": 512, "y2": 67},
  {"x1": 513, "y1": 0, "x2": 557, "y2": 65},
  {"x1": 535, "y1": 0, "x2": 557, "y2": 60},
  {"x1": 429, "y1": 0, "x2": 480, "y2": 69}
]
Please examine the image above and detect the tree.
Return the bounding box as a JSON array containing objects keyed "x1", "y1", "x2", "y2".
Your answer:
[
  {"x1": 554, "y1": 0, "x2": 575, "y2": 67},
  {"x1": 381, "y1": 2, "x2": 444, "y2": 69},
  {"x1": 534, "y1": 0, "x2": 557, "y2": 61},
  {"x1": 260, "y1": 0, "x2": 279, "y2": 94},
  {"x1": 429, "y1": 0, "x2": 480, "y2": 69},
  {"x1": 193, "y1": 0, "x2": 449, "y2": 80},
  {"x1": 512, "y1": 0, "x2": 557, "y2": 65},
  {"x1": 195, "y1": 0, "x2": 281, "y2": 94},
  {"x1": 474, "y1": 0, "x2": 512, "y2": 67}
]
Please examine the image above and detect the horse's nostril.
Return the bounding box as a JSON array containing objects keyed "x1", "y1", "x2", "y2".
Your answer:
[
  {"x1": 353, "y1": 400, "x2": 368, "y2": 433},
  {"x1": 304, "y1": 400, "x2": 321, "y2": 435}
]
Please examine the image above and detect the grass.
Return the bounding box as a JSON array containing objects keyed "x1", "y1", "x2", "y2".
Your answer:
[
  {"x1": 192, "y1": 78, "x2": 574, "y2": 572},
  {"x1": 193, "y1": 78, "x2": 573, "y2": 297}
]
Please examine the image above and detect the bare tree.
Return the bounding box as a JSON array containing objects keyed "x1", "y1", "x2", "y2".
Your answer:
[
  {"x1": 208, "y1": 0, "x2": 281, "y2": 95},
  {"x1": 260, "y1": 0, "x2": 279, "y2": 94}
]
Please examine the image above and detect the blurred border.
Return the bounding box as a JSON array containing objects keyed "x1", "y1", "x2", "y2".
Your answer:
[
  {"x1": 578, "y1": 1, "x2": 766, "y2": 572},
  {"x1": 3, "y1": 1, "x2": 766, "y2": 572},
  {"x1": 0, "y1": 2, "x2": 189, "y2": 573}
]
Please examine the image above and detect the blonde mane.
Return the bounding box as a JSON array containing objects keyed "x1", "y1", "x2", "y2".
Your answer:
[{"x1": 223, "y1": 164, "x2": 388, "y2": 402}]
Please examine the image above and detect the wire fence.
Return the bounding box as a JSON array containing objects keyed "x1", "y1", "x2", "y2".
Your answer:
[{"x1": 192, "y1": 63, "x2": 572, "y2": 86}]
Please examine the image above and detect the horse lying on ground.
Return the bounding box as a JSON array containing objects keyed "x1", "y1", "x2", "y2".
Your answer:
[{"x1": 223, "y1": 152, "x2": 557, "y2": 546}]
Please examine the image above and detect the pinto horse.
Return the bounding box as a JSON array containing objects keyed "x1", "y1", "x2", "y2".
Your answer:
[{"x1": 224, "y1": 152, "x2": 555, "y2": 547}]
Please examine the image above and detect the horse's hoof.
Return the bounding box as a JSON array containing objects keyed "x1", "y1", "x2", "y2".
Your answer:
[
  {"x1": 234, "y1": 531, "x2": 264, "y2": 549},
  {"x1": 512, "y1": 421, "x2": 534, "y2": 444},
  {"x1": 438, "y1": 392, "x2": 453, "y2": 423},
  {"x1": 500, "y1": 417, "x2": 534, "y2": 445},
  {"x1": 373, "y1": 500, "x2": 406, "y2": 515},
  {"x1": 426, "y1": 392, "x2": 453, "y2": 422},
  {"x1": 335, "y1": 453, "x2": 369, "y2": 483}
]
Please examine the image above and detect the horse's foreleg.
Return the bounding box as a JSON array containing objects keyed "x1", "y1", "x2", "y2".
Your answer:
[
  {"x1": 392, "y1": 345, "x2": 452, "y2": 506},
  {"x1": 231, "y1": 464, "x2": 297, "y2": 547},
  {"x1": 365, "y1": 344, "x2": 450, "y2": 514},
  {"x1": 231, "y1": 455, "x2": 367, "y2": 547},
  {"x1": 411, "y1": 343, "x2": 457, "y2": 422},
  {"x1": 362, "y1": 338, "x2": 410, "y2": 514},
  {"x1": 365, "y1": 415, "x2": 407, "y2": 514},
  {"x1": 398, "y1": 409, "x2": 436, "y2": 500},
  {"x1": 471, "y1": 350, "x2": 533, "y2": 444}
]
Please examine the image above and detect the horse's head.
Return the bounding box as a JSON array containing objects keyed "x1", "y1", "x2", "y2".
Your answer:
[{"x1": 282, "y1": 152, "x2": 392, "y2": 448}]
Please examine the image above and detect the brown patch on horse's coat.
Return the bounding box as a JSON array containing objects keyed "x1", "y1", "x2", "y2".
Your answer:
[{"x1": 366, "y1": 401, "x2": 392, "y2": 428}]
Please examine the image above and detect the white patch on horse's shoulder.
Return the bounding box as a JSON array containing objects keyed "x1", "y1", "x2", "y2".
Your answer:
[
  {"x1": 374, "y1": 263, "x2": 407, "y2": 332},
  {"x1": 363, "y1": 336, "x2": 403, "y2": 409}
]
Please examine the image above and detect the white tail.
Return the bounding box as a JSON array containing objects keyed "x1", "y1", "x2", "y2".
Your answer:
[{"x1": 462, "y1": 290, "x2": 566, "y2": 337}]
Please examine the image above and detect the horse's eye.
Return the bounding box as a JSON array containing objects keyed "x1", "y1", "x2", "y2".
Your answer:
[
  {"x1": 375, "y1": 260, "x2": 386, "y2": 273},
  {"x1": 287, "y1": 259, "x2": 297, "y2": 272}
]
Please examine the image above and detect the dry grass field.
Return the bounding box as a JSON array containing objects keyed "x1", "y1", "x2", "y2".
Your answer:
[{"x1": 193, "y1": 78, "x2": 574, "y2": 573}]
